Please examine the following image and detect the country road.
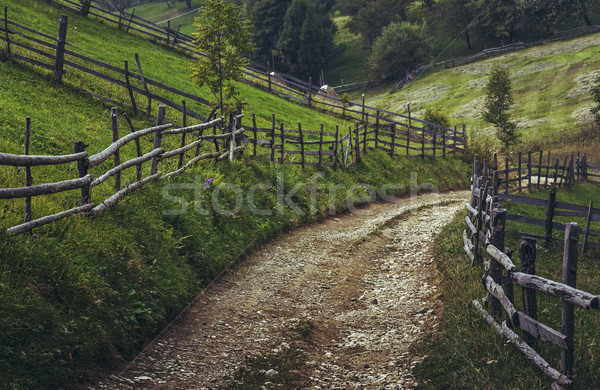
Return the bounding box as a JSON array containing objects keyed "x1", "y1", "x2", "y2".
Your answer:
[{"x1": 92, "y1": 190, "x2": 469, "y2": 389}]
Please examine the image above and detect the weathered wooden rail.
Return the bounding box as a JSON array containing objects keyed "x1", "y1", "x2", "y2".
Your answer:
[
  {"x1": 464, "y1": 155, "x2": 600, "y2": 389},
  {"x1": 1, "y1": 105, "x2": 243, "y2": 235}
]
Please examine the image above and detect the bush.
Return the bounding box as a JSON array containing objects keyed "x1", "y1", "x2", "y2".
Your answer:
[{"x1": 368, "y1": 21, "x2": 432, "y2": 81}]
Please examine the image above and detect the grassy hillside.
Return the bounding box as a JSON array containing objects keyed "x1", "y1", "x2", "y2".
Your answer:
[
  {"x1": 369, "y1": 32, "x2": 600, "y2": 149},
  {"x1": 125, "y1": 0, "x2": 203, "y2": 36},
  {"x1": 4, "y1": 0, "x2": 350, "y2": 131},
  {"x1": 418, "y1": 183, "x2": 600, "y2": 389}
]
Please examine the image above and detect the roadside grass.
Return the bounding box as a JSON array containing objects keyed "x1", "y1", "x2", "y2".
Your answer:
[
  {"x1": 369, "y1": 32, "x2": 600, "y2": 149},
  {"x1": 416, "y1": 182, "x2": 600, "y2": 389}
]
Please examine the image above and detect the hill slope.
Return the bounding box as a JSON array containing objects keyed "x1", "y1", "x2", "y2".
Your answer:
[{"x1": 368, "y1": 32, "x2": 600, "y2": 147}]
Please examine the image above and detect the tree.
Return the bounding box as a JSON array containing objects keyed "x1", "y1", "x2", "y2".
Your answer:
[
  {"x1": 442, "y1": 0, "x2": 474, "y2": 50},
  {"x1": 349, "y1": 0, "x2": 411, "y2": 44},
  {"x1": 423, "y1": 104, "x2": 450, "y2": 133},
  {"x1": 469, "y1": 0, "x2": 520, "y2": 43},
  {"x1": 483, "y1": 64, "x2": 519, "y2": 150},
  {"x1": 276, "y1": 0, "x2": 335, "y2": 79},
  {"x1": 191, "y1": 0, "x2": 254, "y2": 117},
  {"x1": 368, "y1": 21, "x2": 432, "y2": 81},
  {"x1": 247, "y1": 0, "x2": 291, "y2": 65}
]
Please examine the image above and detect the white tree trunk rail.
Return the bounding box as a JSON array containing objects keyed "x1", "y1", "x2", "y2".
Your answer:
[
  {"x1": 88, "y1": 123, "x2": 173, "y2": 168},
  {"x1": 473, "y1": 300, "x2": 573, "y2": 388},
  {"x1": 160, "y1": 117, "x2": 223, "y2": 135},
  {"x1": 0, "y1": 174, "x2": 93, "y2": 199},
  {"x1": 0, "y1": 151, "x2": 88, "y2": 166},
  {"x1": 7, "y1": 203, "x2": 95, "y2": 235},
  {"x1": 465, "y1": 155, "x2": 600, "y2": 388},
  {"x1": 90, "y1": 148, "x2": 164, "y2": 188}
]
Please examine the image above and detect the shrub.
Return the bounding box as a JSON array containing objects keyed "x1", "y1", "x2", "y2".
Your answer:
[{"x1": 368, "y1": 21, "x2": 432, "y2": 81}]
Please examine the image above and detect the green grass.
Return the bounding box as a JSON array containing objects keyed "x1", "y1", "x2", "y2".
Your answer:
[
  {"x1": 125, "y1": 0, "x2": 204, "y2": 36},
  {"x1": 416, "y1": 182, "x2": 600, "y2": 389}
]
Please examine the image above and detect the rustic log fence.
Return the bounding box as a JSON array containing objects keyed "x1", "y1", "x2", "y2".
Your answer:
[
  {"x1": 465, "y1": 155, "x2": 600, "y2": 389},
  {"x1": 240, "y1": 112, "x2": 463, "y2": 169},
  {"x1": 0, "y1": 105, "x2": 244, "y2": 235}
]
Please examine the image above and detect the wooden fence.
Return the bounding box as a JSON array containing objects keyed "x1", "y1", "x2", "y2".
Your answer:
[
  {"x1": 464, "y1": 155, "x2": 600, "y2": 389},
  {"x1": 0, "y1": 105, "x2": 244, "y2": 235},
  {"x1": 240, "y1": 111, "x2": 464, "y2": 170},
  {"x1": 0, "y1": 9, "x2": 213, "y2": 122},
  {"x1": 43, "y1": 0, "x2": 463, "y2": 135}
]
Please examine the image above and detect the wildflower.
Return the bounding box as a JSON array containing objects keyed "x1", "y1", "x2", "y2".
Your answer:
[
  {"x1": 120, "y1": 257, "x2": 124, "y2": 261},
  {"x1": 32, "y1": 233, "x2": 36, "y2": 238},
  {"x1": 138, "y1": 280, "x2": 142, "y2": 284}
]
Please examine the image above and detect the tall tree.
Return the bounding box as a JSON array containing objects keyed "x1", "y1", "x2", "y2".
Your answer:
[
  {"x1": 247, "y1": 0, "x2": 291, "y2": 65},
  {"x1": 191, "y1": 0, "x2": 254, "y2": 117},
  {"x1": 349, "y1": 0, "x2": 411, "y2": 44},
  {"x1": 469, "y1": 0, "x2": 520, "y2": 43},
  {"x1": 276, "y1": 0, "x2": 335, "y2": 79},
  {"x1": 483, "y1": 64, "x2": 519, "y2": 150},
  {"x1": 442, "y1": 0, "x2": 474, "y2": 49}
]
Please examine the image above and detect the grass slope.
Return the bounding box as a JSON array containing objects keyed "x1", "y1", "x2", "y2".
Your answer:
[
  {"x1": 125, "y1": 0, "x2": 204, "y2": 36},
  {"x1": 417, "y1": 183, "x2": 600, "y2": 389},
  {"x1": 369, "y1": 32, "x2": 600, "y2": 148}
]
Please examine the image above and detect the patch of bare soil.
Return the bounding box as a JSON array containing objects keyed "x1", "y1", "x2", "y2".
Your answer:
[{"x1": 89, "y1": 191, "x2": 469, "y2": 390}]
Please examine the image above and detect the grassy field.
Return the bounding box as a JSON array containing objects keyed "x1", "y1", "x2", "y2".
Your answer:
[
  {"x1": 368, "y1": 32, "x2": 600, "y2": 149},
  {"x1": 416, "y1": 182, "x2": 600, "y2": 389},
  {"x1": 125, "y1": 0, "x2": 204, "y2": 36}
]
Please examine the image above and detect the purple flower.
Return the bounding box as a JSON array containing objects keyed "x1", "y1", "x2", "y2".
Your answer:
[
  {"x1": 138, "y1": 280, "x2": 142, "y2": 284},
  {"x1": 32, "y1": 233, "x2": 36, "y2": 238}
]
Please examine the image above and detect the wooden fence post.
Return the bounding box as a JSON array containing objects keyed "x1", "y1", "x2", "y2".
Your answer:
[
  {"x1": 4, "y1": 6, "x2": 10, "y2": 54},
  {"x1": 126, "y1": 9, "x2": 135, "y2": 33},
  {"x1": 582, "y1": 201, "x2": 593, "y2": 253},
  {"x1": 518, "y1": 151, "x2": 522, "y2": 192},
  {"x1": 54, "y1": 15, "x2": 68, "y2": 83},
  {"x1": 527, "y1": 150, "x2": 532, "y2": 191},
  {"x1": 122, "y1": 113, "x2": 142, "y2": 182},
  {"x1": 166, "y1": 21, "x2": 171, "y2": 45},
  {"x1": 134, "y1": 53, "x2": 151, "y2": 116},
  {"x1": 546, "y1": 151, "x2": 551, "y2": 188},
  {"x1": 252, "y1": 113, "x2": 257, "y2": 157},
  {"x1": 80, "y1": 0, "x2": 91, "y2": 16},
  {"x1": 124, "y1": 60, "x2": 137, "y2": 114},
  {"x1": 582, "y1": 153, "x2": 587, "y2": 180},
  {"x1": 545, "y1": 187, "x2": 557, "y2": 246},
  {"x1": 229, "y1": 116, "x2": 236, "y2": 162},
  {"x1": 442, "y1": 130, "x2": 446, "y2": 158},
  {"x1": 178, "y1": 100, "x2": 187, "y2": 169},
  {"x1": 406, "y1": 121, "x2": 410, "y2": 156},
  {"x1": 537, "y1": 151, "x2": 543, "y2": 189},
  {"x1": 361, "y1": 93, "x2": 365, "y2": 122},
  {"x1": 489, "y1": 207, "x2": 507, "y2": 318},
  {"x1": 333, "y1": 125, "x2": 339, "y2": 170},
  {"x1": 318, "y1": 123, "x2": 323, "y2": 167},
  {"x1": 505, "y1": 156, "x2": 509, "y2": 194},
  {"x1": 271, "y1": 114, "x2": 276, "y2": 162},
  {"x1": 355, "y1": 122, "x2": 360, "y2": 161},
  {"x1": 298, "y1": 122, "x2": 305, "y2": 168},
  {"x1": 24, "y1": 117, "x2": 32, "y2": 224},
  {"x1": 280, "y1": 122, "x2": 285, "y2": 163},
  {"x1": 307, "y1": 76, "x2": 312, "y2": 107},
  {"x1": 554, "y1": 157, "x2": 559, "y2": 186},
  {"x1": 363, "y1": 114, "x2": 368, "y2": 153},
  {"x1": 561, "y1": 223, "x2": 580, "y2": 379},
  {"x1": 151, "y1": 105, "x2": 165, "y2": 175},
  {"x1": 375, "y1": 111, "x2": 380, "y2": 151},
  {"x1": 520, "y1": 236, "x2": 538, "y2": 348},
  {"x1": 267, "y1": 62, "x2": 272, "y2": 92},
  {"x1": 471, "y1": 154, "x2": 479, "y2": 208},
  {"x1": 75, "y1": 140, "x2": 90, "y2": 206},
  {"x1": 212, "y1": 121, "x2": 219, "y2": 162},
  {"x1": 111, "y1": 107, "x2": 121, "y2": 192}
]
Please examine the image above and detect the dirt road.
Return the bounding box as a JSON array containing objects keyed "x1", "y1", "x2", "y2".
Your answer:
[{"x1": 93, "y1": 190, "x2": 469, "y2": 389}]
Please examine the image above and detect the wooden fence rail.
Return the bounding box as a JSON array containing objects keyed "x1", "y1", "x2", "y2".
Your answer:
[
  {"x1": 464, "y1": 154, "x2": 600, "y2": 389},
  {"x1": 0, "y1": 105, "x2": 244, "y2": 235}
]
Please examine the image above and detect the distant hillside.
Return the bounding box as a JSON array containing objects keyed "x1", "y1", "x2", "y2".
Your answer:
[{"x1": 369, "y1": 32, "x2": 600, "y2": 147}]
